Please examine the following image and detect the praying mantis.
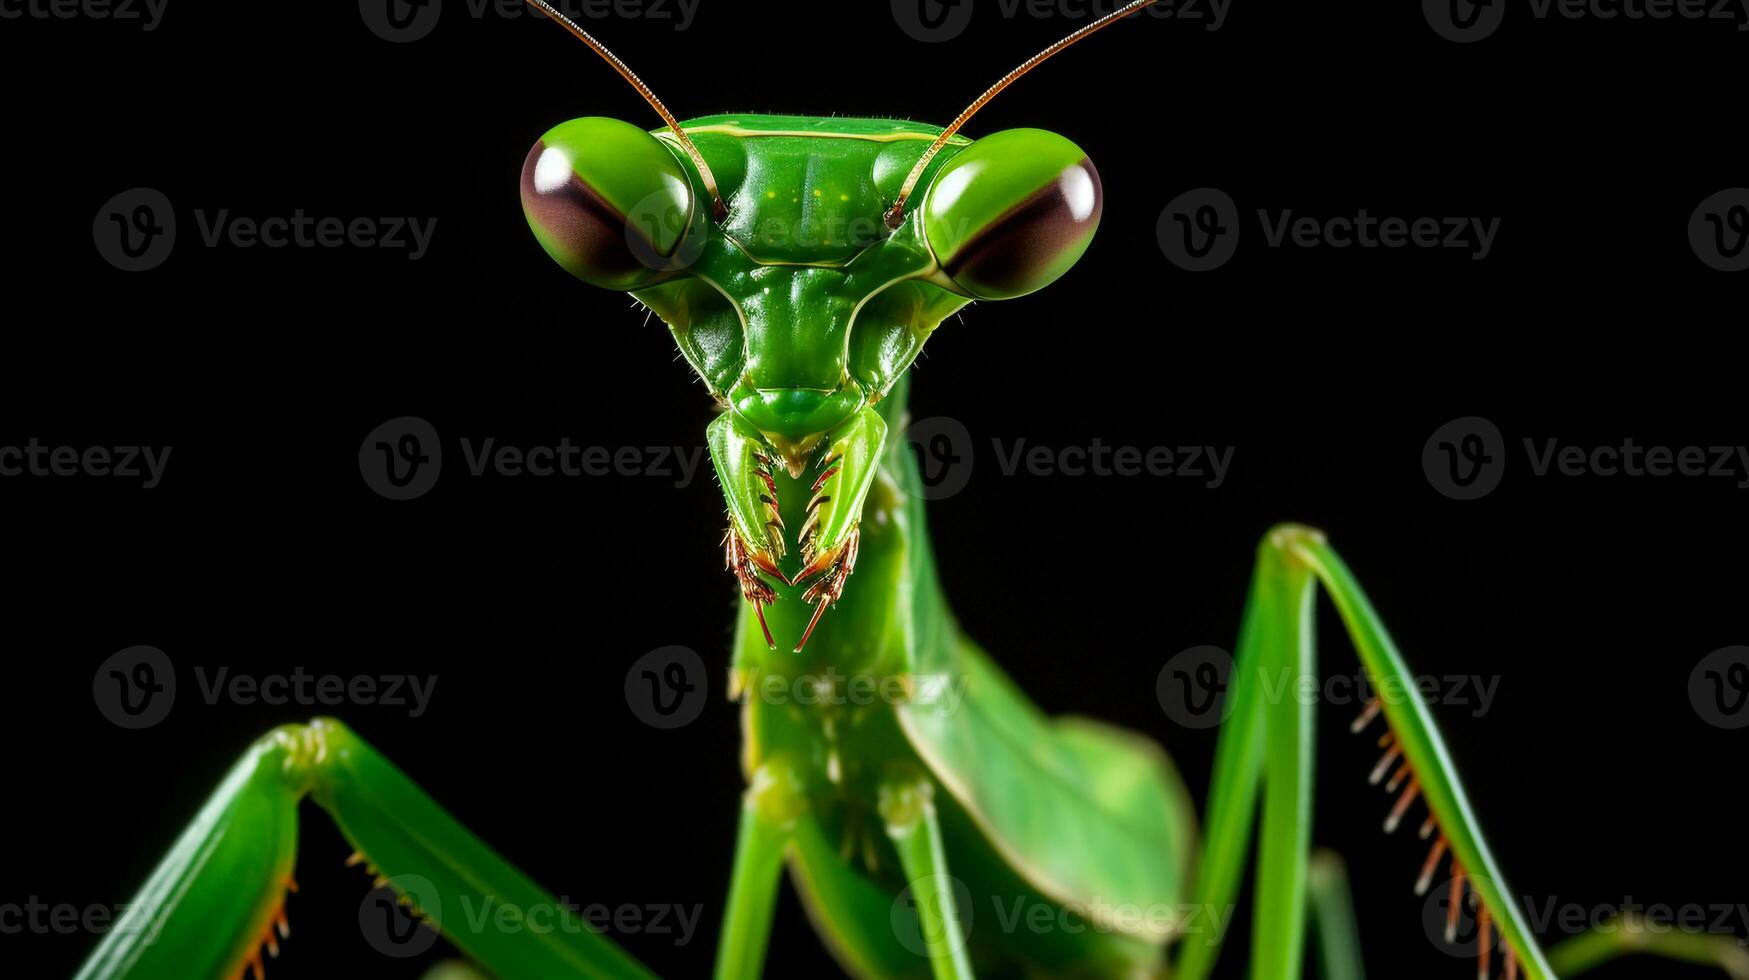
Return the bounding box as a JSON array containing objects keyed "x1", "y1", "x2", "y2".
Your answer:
[{"x1": 70, "y1": 2, "x2": 1748, "y2": 978}]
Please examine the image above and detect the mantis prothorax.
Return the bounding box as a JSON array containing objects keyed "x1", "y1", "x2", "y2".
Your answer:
[{"x1": 74, "y1": 2, "x2": 1748, "y2": 979}]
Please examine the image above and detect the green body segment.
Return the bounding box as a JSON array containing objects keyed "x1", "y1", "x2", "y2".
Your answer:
[
  {"x1": 730, "y1": 376, "x2": 1193, "y2": 977},
  {"x1": 521, "y1": 114, "x2": 1103, "y2": 457},
  {"x1": 76, "y1": 721, "x2": 653, "y2": 980},
  {"x1": 74, "y1": 730, "x2": 301, "y2": 980}
]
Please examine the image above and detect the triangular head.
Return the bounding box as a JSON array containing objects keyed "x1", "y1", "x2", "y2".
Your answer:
[{"x1": 522, "y1": 113, "x2": 1100, "y2": 651}]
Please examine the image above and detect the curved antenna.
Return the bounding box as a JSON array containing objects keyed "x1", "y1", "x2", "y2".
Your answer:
[
  {"x1": 883, "y1": 0, "x2": 1159, "y2": 229},
  {"x1": 524, "y1": 0, "x2": 728, "y2": 221}
]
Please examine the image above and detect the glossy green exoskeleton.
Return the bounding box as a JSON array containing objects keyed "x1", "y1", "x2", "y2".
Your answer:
[
  {"x1": 523, "y1": 110, "x2": 1100, "y2": 652},
  {"x1": 72, "y1": 3, "x2": 1749, "y2": 980}
]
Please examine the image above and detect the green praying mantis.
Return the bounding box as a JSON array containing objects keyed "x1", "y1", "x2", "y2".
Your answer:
[{"x1": 72, "y1": 2, "x2": 1747, "y2": 979}]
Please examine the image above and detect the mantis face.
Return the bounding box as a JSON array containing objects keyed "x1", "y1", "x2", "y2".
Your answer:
[{"x1": 521, "y1": 114, "x2": 1101, "y2": 648}]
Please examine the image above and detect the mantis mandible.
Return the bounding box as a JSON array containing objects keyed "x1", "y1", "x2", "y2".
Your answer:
[{"x1": 72, "y1": 2, "x2": 1748, "y2": 978}]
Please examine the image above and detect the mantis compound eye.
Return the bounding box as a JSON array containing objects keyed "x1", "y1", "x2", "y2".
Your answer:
[
  {"x1": 520, "y1": 116, "x2": 698, "y2": 290},
  {"x1": 921, "y1": 128, "x2": 1102, "y2": 300}
]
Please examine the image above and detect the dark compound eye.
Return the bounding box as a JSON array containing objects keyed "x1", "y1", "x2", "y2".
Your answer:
[
  {"x1": 521, "y1": 116, "x2": 698, "y2": 290},
  {"x1": 921, "y1": 128, "x2": 1103, "y2": 301}
]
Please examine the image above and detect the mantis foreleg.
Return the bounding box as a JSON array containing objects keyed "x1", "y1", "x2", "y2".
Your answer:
[
  {"x1": 74, "y1": 719, "x2": 653, "y2": 980},
  {"x1": 1174, "y1": 525, "x2": 1553, "y2": 980},
  {"x1": 1174, "y1": 524, "x2": 1744, "y2": 980}
]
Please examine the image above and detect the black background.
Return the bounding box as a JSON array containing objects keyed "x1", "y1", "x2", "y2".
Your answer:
[{"x1": 2, "y1": 1, "x2": 1745, "y2": 978}]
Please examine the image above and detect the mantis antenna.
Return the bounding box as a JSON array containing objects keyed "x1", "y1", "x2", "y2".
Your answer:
[
  {"x1": 523, "y1": 0, "x2": 729, "y2": 221},
  {"x1": 884, "y1": 0, "x2": 1161, "y2": 229}
]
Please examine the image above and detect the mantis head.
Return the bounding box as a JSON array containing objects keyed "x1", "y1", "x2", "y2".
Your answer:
[{"x1": 517, "y1": 0, "x2": 1146, "y2": 650}]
